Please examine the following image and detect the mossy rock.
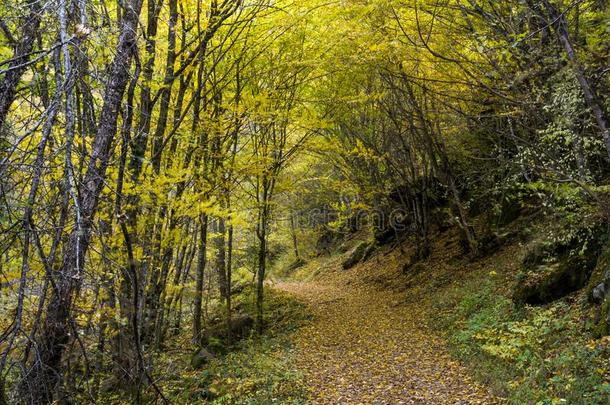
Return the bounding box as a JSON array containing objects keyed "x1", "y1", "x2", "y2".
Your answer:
[
  {"x1": 586, "y1": 243, "x2": 610, "y2": 337},
  {"x1": 342, "y1": 241, "x2": 375, "y2": 270},
  {"x1": 514, "y1": 260, "x2": 591, "y2": 305},
  {"x1": 200, "y1": 313, "x2": 254, "y2": 348},
  {"x1": 586, "y1": 245, "x2": 610, "y2": 300},
  {"x1": 286, "y1": 257, "x2": 307, "y2": 272},
  {"x1": 191, "y1": 348, "x2": 215, "y2": 369},
  {"x1": 593, "y1": 299, "x2": 610, "y2": 338},
  {"x1": 514, "y1": 222, "x2": 607, "y2": 305}
]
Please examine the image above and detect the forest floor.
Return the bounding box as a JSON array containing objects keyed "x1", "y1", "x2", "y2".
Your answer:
[{"x1": 276, "y1": 258, "x2": 498, "y2": 404}]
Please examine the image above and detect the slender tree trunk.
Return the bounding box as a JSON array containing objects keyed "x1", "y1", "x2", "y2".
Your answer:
[
  {"x1": 176, "y1": 236, "x2": 197, "y2": 332},
  {"x1": 151, "y1": 0, "x2": 178, "y2": 173},
  {"x1": 23, "y1": 1, "x2": 143, "y2": 401},
  {"x1": 256, "y1": 225, "x2": 267, "y2": 334},
  {"x1": 226, "y1": 222, "x2": 234, "y2": 344},
  {"x1": 256, "y1": 200, "x2": 269, "y2": 334},
  {"x1": 0, "y1": 50, "x2": 61, "y2": 386},
  {"x1": 215, "y1": 217, "x2": 228, "y2": 301},
  {"x1": 130, "y1": 0, "x2": 162, "y2": 177},
  {"x1": 290, "y1": 212, "x2": 300, "y2": 259},
  {"x1": 0, "y1": 0, "x2": 42, "y2": 128},
  {"x1": 142, "y1": 0, "x2": 179, "y2": 344},
  {"x1": 193, "y1": 214, "x2": 208, "y2": 343},
  {"x1": 540, "y1": 0, "x2": 610, "y2": 159}
]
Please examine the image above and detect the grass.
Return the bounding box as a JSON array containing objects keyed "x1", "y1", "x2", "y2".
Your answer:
[
  {"x1": 431, "y1": 273, "x2": 610, "y2": 403},
  {"x1": 157, "y1": 287, "x2": 310, "y2": 404},
  {"x1": 164, "y1": 334, "x2": 308, "y2": 404}
]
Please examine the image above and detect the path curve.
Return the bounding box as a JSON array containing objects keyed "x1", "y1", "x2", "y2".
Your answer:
[{"x1": 277, "y1": 274, "x2": 497, "y2": 404}]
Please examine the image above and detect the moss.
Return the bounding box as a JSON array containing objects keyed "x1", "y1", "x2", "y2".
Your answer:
[
  {"x1": 586, "y1": 245, "x2": 610, "y2": 299},
  {"x1": 593, "y1": 300, "x2": 610, "y2": 338},
  {"x1": 514, "y1": 223, "x2": 608, "y2": 305},
  {"x1": 514, "y1": 253, "x2": 596, "y2": 305},
  {"x1": 341, "y1": 241, "x2": 374, "y2": 270}
]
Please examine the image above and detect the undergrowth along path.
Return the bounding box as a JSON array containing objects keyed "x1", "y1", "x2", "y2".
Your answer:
[{"x1": 277, "y1": 263, "x2": 497, "y2": 404}]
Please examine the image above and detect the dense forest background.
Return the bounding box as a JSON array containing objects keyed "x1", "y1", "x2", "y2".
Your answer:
[{"x1": 1, "y1": 0, "x2": 610, "y2": 403}]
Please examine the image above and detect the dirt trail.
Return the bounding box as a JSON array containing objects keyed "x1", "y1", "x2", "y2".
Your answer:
[{"x1": 277, "y1": 269, "x2": 497, "y2": 404}]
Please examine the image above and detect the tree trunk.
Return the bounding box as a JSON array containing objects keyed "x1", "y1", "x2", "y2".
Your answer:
[
  {"x1": 193, "y1": 214, "x2": 208, "y2": 343},
  {"x1": 256, "y1": 206, "x2": 268, "y2": 335},
  {"x1": 215, "y1": 217, "x2": 228, "y2": 301},
  {"x1": 541, "y1": 0, "x2": 610, "y2": 159},
  {"x1": 23, "y1": 1, "x2": 143, "y2": 401},
  {"x1": 226, "y1": 222, "x2": 234, "y2": 344},
  {"x1": 290, "y1": 212, "x2": 300, "y2": 259},
  {"x1": 0, "y1": 0, "x2": 42, "y2": 128}
]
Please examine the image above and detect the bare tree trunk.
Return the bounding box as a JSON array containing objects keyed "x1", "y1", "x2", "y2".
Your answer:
[
  {"x1": 23, "y1": 1, "x2": 143, "y2": 401},
  {"x1": 193, "y1": 214, "x2": 208, "y2": 343},
  {"x1": 151, "y1": 0, "x2": 178, "y2": 173},
  {"x1": 256, "y1": 220, "x2": 267, "y2": 335},
  {"x1": 290, "y1": 212, "x2": 300, "y2": 259},
  {"x1": 540, "y1": 0, "x2": 610, "y2": 159},
  {"x1": 175, "y1": 235, "x2": 197, "y2": 332},
  {"x1": 114, "y1": 53, "x2": 141, "y2": 389},
  {"x1": 215, "y1": 217, "x2": 228, "y2": 301},
  {"x1": 130, "y1": 0, "x2": 163, "y2": 177},
  {"x1": 256, "y1": 186, "x2": 269, "y2": 334},
  {"x1": 0, "y1": 0, "x2": 42, "y2": 128},
  {"x1": 0, "y1": 49, "x2": 62, "y2": 384},
  {"x1": 226, "y1": 220, "x2": 234, "y2": 344}
]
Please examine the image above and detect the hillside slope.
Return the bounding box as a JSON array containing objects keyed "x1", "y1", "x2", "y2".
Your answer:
[{"x1": 276, "y1": 223, "x2": 610, "y2": 403}]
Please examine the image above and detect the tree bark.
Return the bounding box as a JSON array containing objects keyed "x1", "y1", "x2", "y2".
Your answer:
[
  {"x1": 256, "y1": 182, "x2": 270, "y2": 334},
  {"x1": 193, "y1": 214, "x2": 208, "y2": 343},
  {"x1": 0, "y1": 0, "x2": 42, "y2": 128},
  {"x1": 540, "y1": 0, "x2": 610, "y2": 159},
  {"x1": 290, "y1": 212, "x2": 300, "y2": 259},
  {"x1": 23, "y1": 1, "x2": 143, "y2": 401},
  {"x1": 215, "y1": 217, "x2": 228, "y2": 301},
  {"x1": 256, "y1": 217, "x2": 267, "y2": 335},
  {"x1": 226, "y1": 221, "x2": 234, "y2": 344}
]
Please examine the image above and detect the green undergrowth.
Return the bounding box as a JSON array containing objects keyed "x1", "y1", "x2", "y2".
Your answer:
[
  {"x1": 155, "y1": 288, "x2": 310, "y2": 404},
  {"x1": 271, "y1": 253, "x2": 342, "y2": 282},
  {"x1": 164, "y1": 335, "x2": 308, "y2": 404},
  {"x1": 432, "y1": 275, "x2": 610, "y2": 403}
]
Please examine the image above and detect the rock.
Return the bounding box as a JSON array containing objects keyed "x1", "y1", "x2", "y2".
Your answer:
[
  {"x1": 592, "y1": 282, "x2": 607, "y2": 303},
  {"x1": 514, "y1": 223, "x2": 607, "y2": 306},
  {"x1": 588, "y1": 264, "x2": 610, "y2": 302},
  {"x1": 202, "y1": 313, "x2": 254, "y2": 346},
  {"x1": 191, "y1": 348, "x2": 215, "y2": 369},
  {"x1": 587, "y1": 246, "x2": 610, "y2": 337},
  {"x1": 594, "y1": 299, "x2": 610, "y2": 337},
  {"x1": 513, "y1": 263, "x2": 587, "y2": 305},
  {"x1": 316, "y1": 227, "x2": 341, "y2": 255},
  {"x1": 286, "y1": 257, "x2": 307, "y2": 272},
  {"x1": 342, "y1": 241, "x2": 374, "y2": 270}
]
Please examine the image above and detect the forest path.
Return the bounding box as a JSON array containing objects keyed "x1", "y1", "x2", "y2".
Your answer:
[{"x1": 276, "y1": 268, "x2": 497, "y2": 404}]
